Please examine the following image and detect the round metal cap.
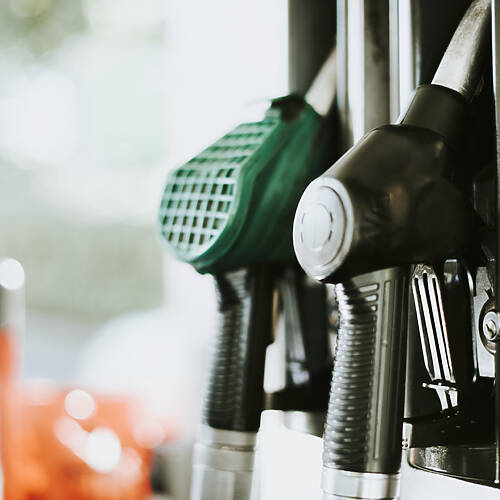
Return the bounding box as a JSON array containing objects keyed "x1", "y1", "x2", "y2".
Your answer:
[{"x1": 293, "y1": 177, "x2": 352, "y2": 281}]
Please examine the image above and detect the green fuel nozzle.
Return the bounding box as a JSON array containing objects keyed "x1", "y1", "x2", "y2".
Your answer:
[{"x1": 158, "y1": 52, "x2": 336, "y2": 274}]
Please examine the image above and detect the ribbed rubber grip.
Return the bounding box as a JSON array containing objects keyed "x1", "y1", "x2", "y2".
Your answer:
[
  {"x1": 202, "y1": 266, "x2": 275, "y2": 432},
  {"x1": 323, "y1": 267, "x2": 408, "y2": 475}
]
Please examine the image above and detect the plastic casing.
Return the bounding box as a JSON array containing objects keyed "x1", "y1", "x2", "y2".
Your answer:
[
  {"x1": 158, "y1": 95, "x2": 333, "y2": 274},
  {"x1": 293, "y1": 85, "x2": 477, "y2": 283}
]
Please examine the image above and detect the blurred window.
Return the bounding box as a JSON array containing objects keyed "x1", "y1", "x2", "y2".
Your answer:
[{"x1": 0, "y1": 0, "x2": 287, "y2": 378}]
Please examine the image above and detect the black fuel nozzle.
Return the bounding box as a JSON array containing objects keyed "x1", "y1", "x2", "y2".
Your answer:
[
  {"x1": 293, "y1": 84, "x2": 478, "y2": 284},
  {"x1": 294, "y1": 0, "x2": 491, "y2": 284}
]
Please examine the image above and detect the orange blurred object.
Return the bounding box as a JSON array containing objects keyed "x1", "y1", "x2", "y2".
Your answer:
[{"x1": 0, "y1": 326, "x2": 173, "y2": 500}]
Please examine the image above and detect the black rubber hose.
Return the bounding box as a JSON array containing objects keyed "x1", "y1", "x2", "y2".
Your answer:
[
  {"x1": 202, "y1": 265, "x2": 275, "y2": 432},
  {"x1": 323, "y1": 267, "x2": 408, "y2": 474}
]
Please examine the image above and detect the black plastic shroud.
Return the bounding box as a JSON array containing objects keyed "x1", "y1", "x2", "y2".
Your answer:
[{"x1": 294, "y1": 85, "x2": 477, "y2": 283}]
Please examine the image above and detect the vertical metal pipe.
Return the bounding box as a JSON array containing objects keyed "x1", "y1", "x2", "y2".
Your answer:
[
  {"x1": 288, "y1": 0, "x2": 336, "y2": 95},
  {"x1": 389, "y1": 0, "x2": 401, "y2": 121},
  {"x1": 336, "y1": 0, "x2": 351, "y2": 149},
  {"x1": 337, "y1": 0, "x2": 391, "y2": 151},
  {"x1": 396, "y1": 0, "x2": 419, "y2": 114},
  {"x1": 389, "y1": 0, "x2": 419, "y2": 121},
  {"x1": 392, "y1": 0, "x2": 472, "y2": 117}
]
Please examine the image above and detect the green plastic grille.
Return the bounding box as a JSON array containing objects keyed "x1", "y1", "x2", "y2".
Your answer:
[{"x1": 159, "y1": 118, "x2": 280, "y2": 258}]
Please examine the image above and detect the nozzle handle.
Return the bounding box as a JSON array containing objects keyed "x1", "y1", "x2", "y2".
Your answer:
[
  {"x1": 322, "y1": 267, "x2": 408, "y2": 499},
  {"x1": 191, "y1": 266, "x2": 274, "y2": 500},
  {"x1": 202, "y1": 266, "x2": 275, "y2": 432}
]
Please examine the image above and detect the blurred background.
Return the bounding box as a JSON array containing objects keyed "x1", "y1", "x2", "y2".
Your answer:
[{"x1": 0, "y1": 1, "x2": 325, "y2": 498}]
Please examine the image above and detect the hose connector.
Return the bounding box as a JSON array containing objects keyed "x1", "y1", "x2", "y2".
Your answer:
[
  {"x1": 322, "y1": 470, "x2": 400, "y2": 500},
  {"x1": 190, "y1": 426, "x2": 258, "y2": 500}
]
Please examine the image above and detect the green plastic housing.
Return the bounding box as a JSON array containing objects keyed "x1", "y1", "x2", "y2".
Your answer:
[{"x1": 158, "y1": 95, "x2": 333, "y2": 274}]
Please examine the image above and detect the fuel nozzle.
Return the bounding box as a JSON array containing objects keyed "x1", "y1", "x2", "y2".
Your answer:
[
  {"x1": 292, "y1": 1, "x2": 491, "y2": 499},
  {"x1": 158, "y1": 50, "x2": 336, "y2": 276},
  {"x1": 293, "y1": 88, "x2": 476, "y2": 282},
  {"x1": 294, "y1": 0, "x2": 490, "y2": 284}
]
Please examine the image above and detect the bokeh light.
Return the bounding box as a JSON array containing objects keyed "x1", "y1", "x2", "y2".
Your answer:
[
  {"x1": 0, "y1": 258, "x2": 25, "y2": 291},
  {"x1": 64, "y1": 389, "x2": 96, "y2": 420}
]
